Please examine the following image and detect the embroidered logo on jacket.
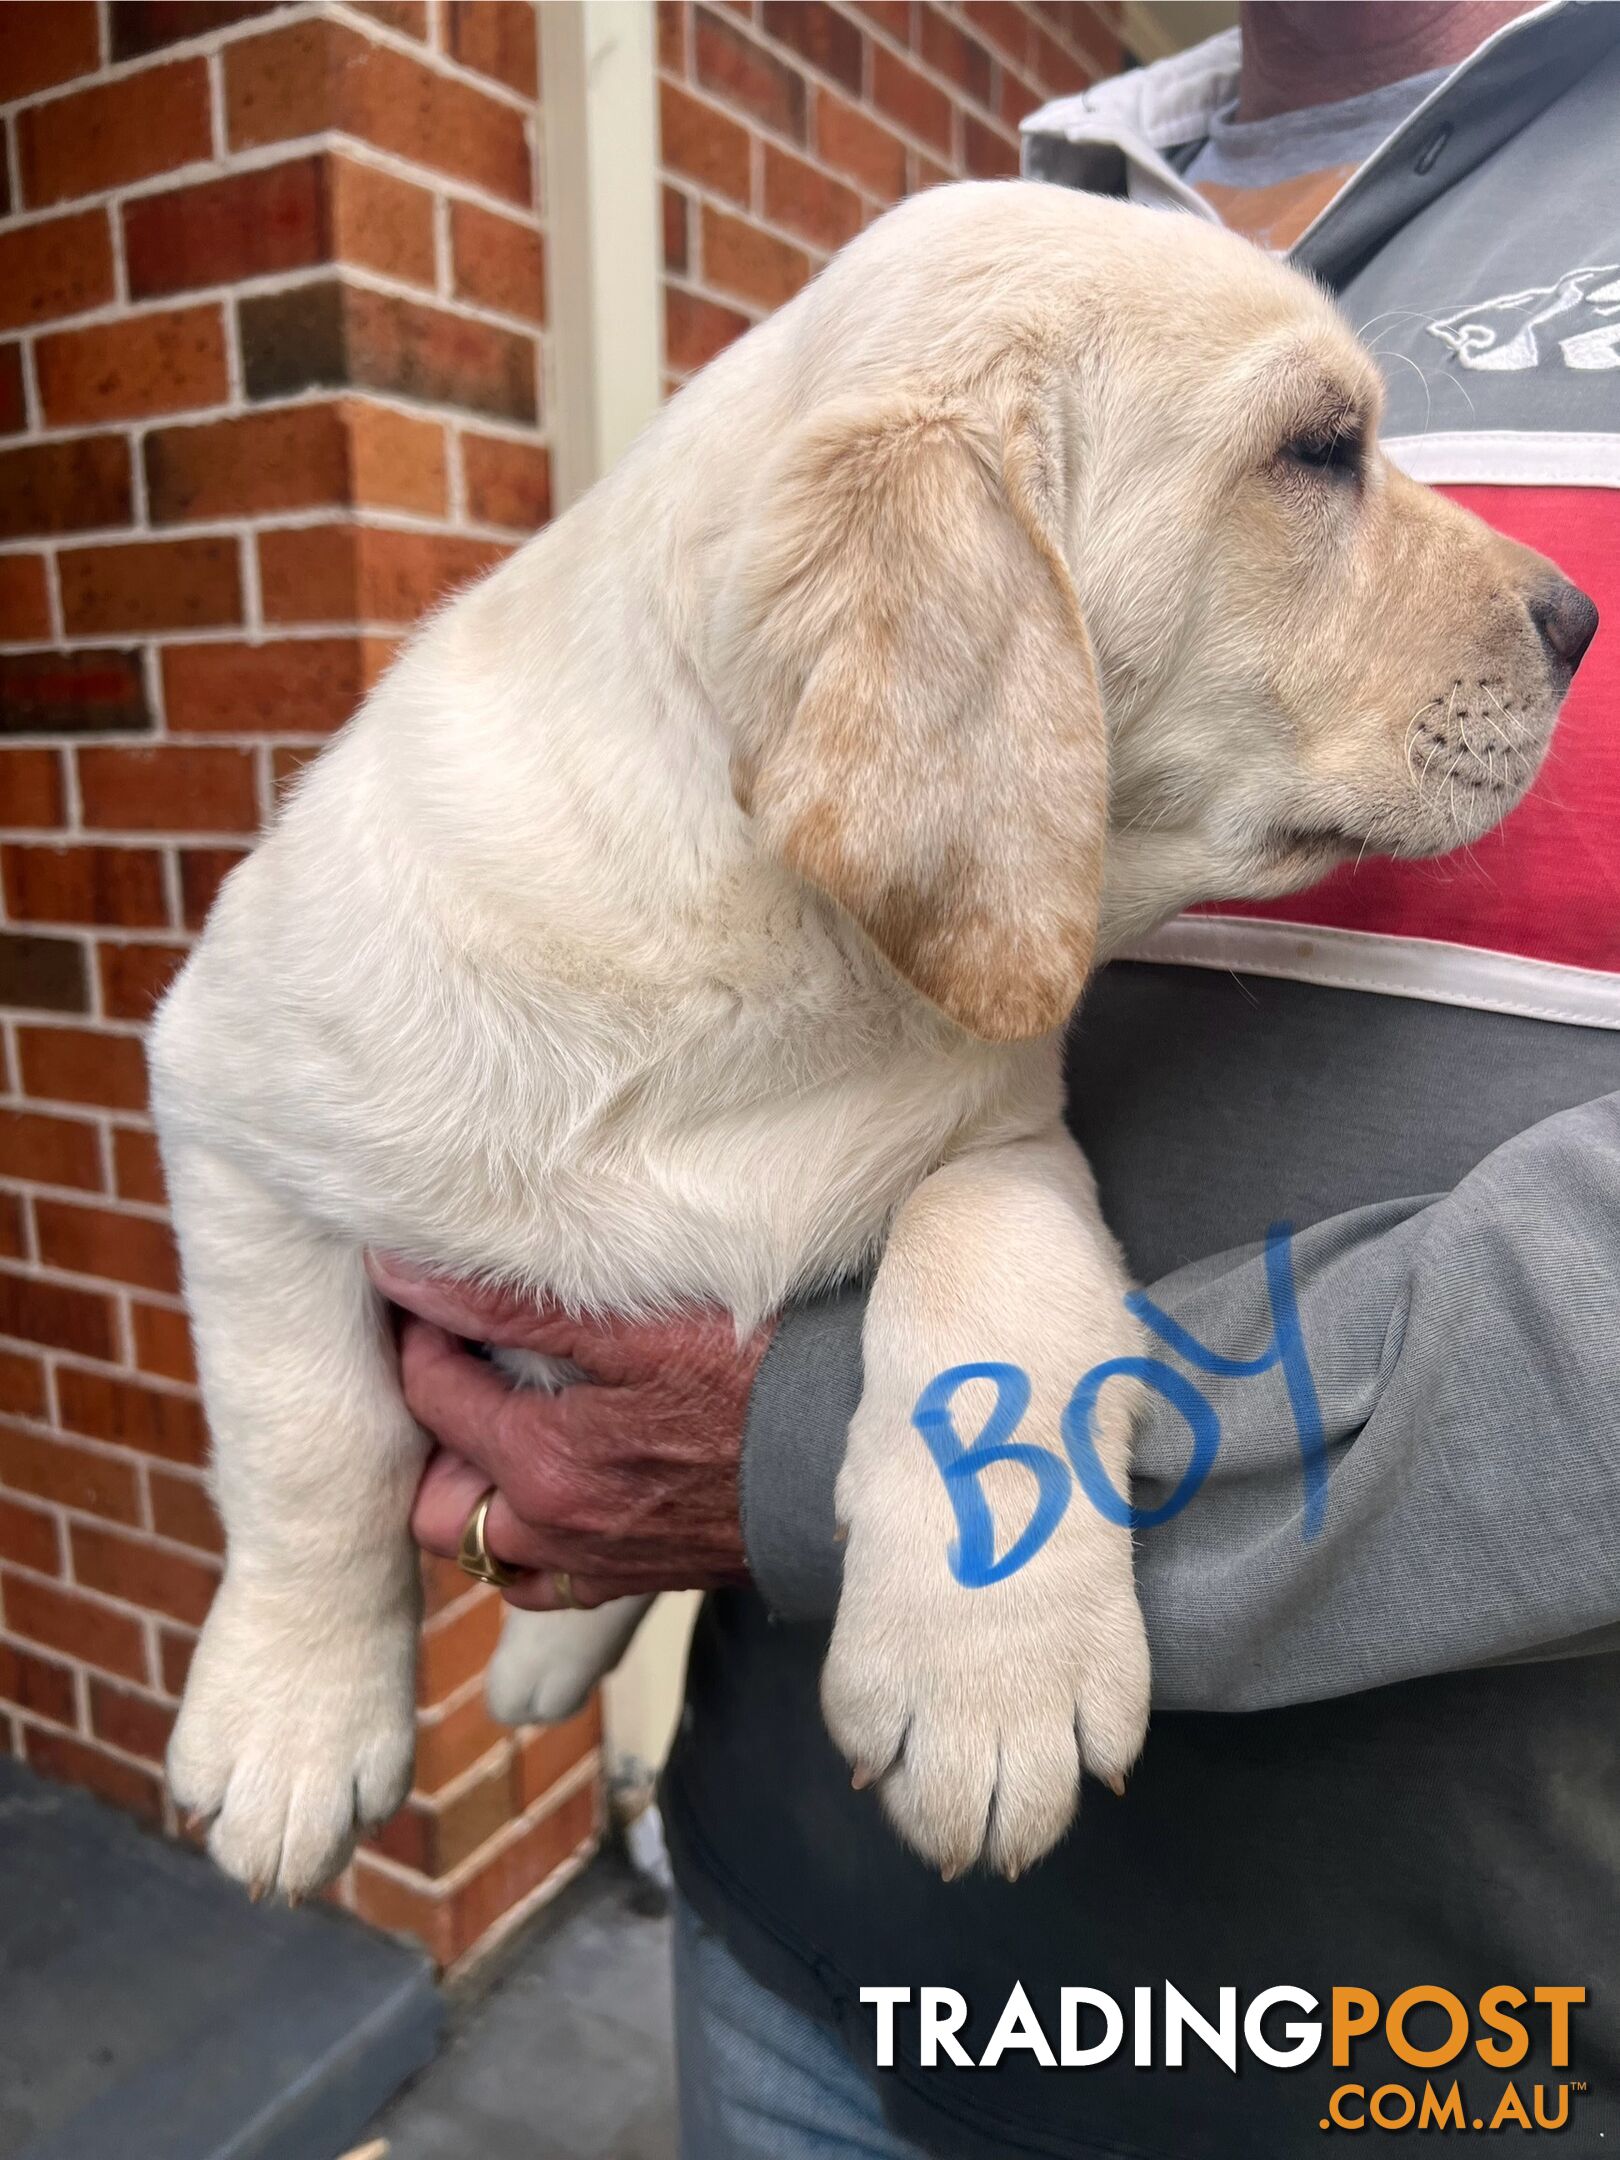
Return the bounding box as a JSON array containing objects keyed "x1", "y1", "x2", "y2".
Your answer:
[{"x1": 1426, "y1": 264, "x2": 1620, "y2": 370}]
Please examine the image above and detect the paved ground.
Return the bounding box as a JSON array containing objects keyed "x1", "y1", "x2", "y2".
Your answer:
[{"x1": 367, "y1": 1857, "x2": 677, "y2": 2160}]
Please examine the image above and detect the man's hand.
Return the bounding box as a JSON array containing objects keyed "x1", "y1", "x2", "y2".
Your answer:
[{"x1": 367, "y1": 1254, "x2": 774, "y2": 1611}]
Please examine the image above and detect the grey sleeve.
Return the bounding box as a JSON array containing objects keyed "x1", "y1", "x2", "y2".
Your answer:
[{"x1": 739, "y1": 1091, "x2": 1620, "y2": 1712}]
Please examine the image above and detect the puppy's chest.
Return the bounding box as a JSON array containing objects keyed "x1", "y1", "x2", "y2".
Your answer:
[{"x1": 366, "y1": 980, "x2": 1012, "y2": 1321}]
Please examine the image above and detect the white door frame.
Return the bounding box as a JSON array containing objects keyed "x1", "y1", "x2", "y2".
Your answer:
[{"x1": 539, "y1": 2, "x2": 693, "y2": 1820}]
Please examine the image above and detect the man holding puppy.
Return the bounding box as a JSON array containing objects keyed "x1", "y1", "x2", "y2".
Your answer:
[{"x1": 380, "y1": 3, "x2": 1620, "y2": 2152}]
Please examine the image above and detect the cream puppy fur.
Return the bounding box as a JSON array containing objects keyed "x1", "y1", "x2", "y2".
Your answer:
[{"x1": 152, "y1": 182, "x2": 1581, "y2": 1898}]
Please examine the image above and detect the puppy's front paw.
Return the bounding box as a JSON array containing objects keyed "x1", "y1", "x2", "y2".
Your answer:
[
  {"x1": 168, "y1": 1580, "x2": 416, "y2": 1899},
  {"x1": 822, "y1": 1528, "x2": 1148, "y2": 1880}
]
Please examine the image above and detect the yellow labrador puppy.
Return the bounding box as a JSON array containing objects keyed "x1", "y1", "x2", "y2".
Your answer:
[{"x1": 152, "y1": 182, "x2": 1588, "y2": 1898}]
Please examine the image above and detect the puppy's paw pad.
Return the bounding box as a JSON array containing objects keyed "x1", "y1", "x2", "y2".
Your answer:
[
  {"x1": 169, "y1": 1594, "x2": 415, "y2": 1899},
  {"x1": 824, "y1": 1551, "x2": 1149, "y2": 1882}
]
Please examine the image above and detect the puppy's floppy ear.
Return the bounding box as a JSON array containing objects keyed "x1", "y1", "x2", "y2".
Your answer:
[{"x1": 715, "y1": 390, "x2": 1105, "y2": 1042}]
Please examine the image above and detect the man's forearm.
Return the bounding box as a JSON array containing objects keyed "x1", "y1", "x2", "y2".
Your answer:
[
  {"x1": 738, "y1": 1283, "x2": 865, "y2": 1620},
  {"x1": 740, "y1": 1093, "x2": 1620, "y2": 1710}
]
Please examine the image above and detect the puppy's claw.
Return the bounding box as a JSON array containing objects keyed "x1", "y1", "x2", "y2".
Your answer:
[
  {"x1": 1102, "y1": 1768, "x2": 1126, "y2": 1798},
  {"x1": 832, "y1": 1521, "x2": 849, "y2": 1546},
  {"x1": 940, "y1": 1860, "x2": 962, "y2": 1883},
  {"x1": 850, "y1": 1762, "x2": 877, "y2": 1792}
]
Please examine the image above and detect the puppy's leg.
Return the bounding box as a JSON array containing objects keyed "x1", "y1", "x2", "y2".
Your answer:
[
  {"x1": 164, "y1": 1142, "x2": 422, "y2": 1898},
  {"x1": 822, "y1": 1128, "x2": 1149, "y2": 1880},
  {"x1": 487, "y1": 1599, "x2": 653, "y2": 1725}
]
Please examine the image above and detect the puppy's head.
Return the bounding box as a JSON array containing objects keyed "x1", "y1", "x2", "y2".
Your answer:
[
  {"x1": 1084, "y1": 240, "x2": 1597, "y2": 941},
  {"x1": 707, "y1": 184, "x2": 1595, "y2": 1039}
]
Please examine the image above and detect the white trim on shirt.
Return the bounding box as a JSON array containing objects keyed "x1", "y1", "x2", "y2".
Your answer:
[
  {"x1": 1385, "y1": 432, "x2": 1620, "y2": 488},
  {"x1": 1115, "y1": 918, "x2": 1620, "y2": 1030}
]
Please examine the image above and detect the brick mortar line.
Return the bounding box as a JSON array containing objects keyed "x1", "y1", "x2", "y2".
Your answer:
[
  {"x1": 238, "y1": 531, "x2": 264, "y2": 639},
  {"x1": 0, "y1": 1111, "x2": 154, "y2": 1145},
  {"x1": 1, "y1": 1410, "x2": 200, "y2": 1478},
  {"x1": 0, "y1": 524, "x2": 533, "y2": 578},
  {"x1": 0, "y1": 1262, "x2": 195, "y2": 1317},
  {"x1": 408, "y1": 1730, "x2": 521, "y2": 1815},
  {"x1": 1, "y1": 1551, "x2": 213, "y2": 1638},
  {"x1": 0, "y1": 622, "x2": 432, "y2": 652},
  {"x1": 2, "y1": 103, "x2": 19, "y2": 217},
  {"x1": 323, "y1": 0, "x2": 546, "y2": 118},
  {"x1": 126, "y1": 426, "x2": 151, "y2": 529},
  {"x1": 0, "y1": 125, "x2": 550, "y2": 248},
  {"x1": 304, "y1": 253, "x2": 552, "y2": 345},
  {"x1": 7, "y1": 1187, "x2": 39, "y2": 1267},
  {"x1": 0, "y1": 1100, "x2": 163, "y2": 1131},
  {"x1": 5, "y1": 887, "x2": 248, "y2": 915},
  {"x1": 658, "y1": 100, "x2": 999, "y2": 242},
  {"x1": 355, "y1": 1744, "x2": 602, "y2": 1899},
  {"x1": 0, "y1": 1170, "x2": 174, "y2": 1223},
  {"x1": 442, "y1": 1830, "x2": 601, "y2": 1982},
  {"x1": 13, "y1": 1703, "x2": 175, "y2": 1783},
  {"x1": 6, "y1": 386, "x2": 554, "y2": 454},
  {"x1": 705, "y1": 2, "x2": 1022, "y2": 140},
  {"x1": 0, "y1": 505, "x2": 529, "y2": 551},
  {"x1": 679, "y1": 166, "x2": 863, "y2": 246},
  {"x1": 60, "y1": 1305, "x2": 193, "y2": 1358},
  {"x1": 142, "y1": 637, "x2": 170, "y2": 741},
  {"x1": 92, "y1": 1115, "x2": 116, "y2": 1198},
  {"x1": 40, "y1": 535, "x2": 65, "y2": 646},
  {"x1": 3, "y1": 0, "x2": 544, "y2": 132},
  {"x1": 220, "y1": 300, "x2": 248, "y2": 417},
  {"x1": 0, "y1": 1481, "x2": 216, "y2": 1567},
  {"x1": 7, "y1": 1698, "x2": 85, "y2": 1749},
  {"x1": 415, "y1": 1662, "x2": 489, "y2": 1727},
  {"x1": 57, "y1": 1507, "x2": 221, "y2": 1574},
  {"x1": 7, "y1": 251, "x2": 549, "y2": 355},
  {"x1": 133, "y1": 1446, "x2": 155, "y2": 1538},
  {"x1": 665, "y1": 265, "x2": 766, "y2": 330},
  {"x1": 663, "y1": 167, "x2": 851, "y2": 269},
  {"x1": 0, "y1": 2, "x2": 324, "y2": 119},
  {"x1": 908, "y1": 0, "x2": 1120, "y2": 82},
  {"x1": 57, "y1": 711, "x2": 84, "y2": 834},
  {"x1": 432, "y1": 185, "x2": 453, "y2": 305},
  {"x1": 699, "y1": 8, "x2": 912, "y2": 120},
  {"x1": 1030, "y1": 3, "x2": 1126, "y2": 82},
  {"x1": 683, "y1": 6, "x2": 1036, "y2": 159},
  {"x1": 446, "y1": 422, "x2": 469, "y2": 527},
  {"x1": 1, "y1": 742, "x2": 343, "y2": 763},
  {"x1": 205, "y1": 46, "x2": 228, "y2": 165},
  {"x1": 15, "y1": 334, "x2": 44, "y2": 438},
  {"x1": 421, "y1": 1619, "x2": 501, "y2": 1670}
]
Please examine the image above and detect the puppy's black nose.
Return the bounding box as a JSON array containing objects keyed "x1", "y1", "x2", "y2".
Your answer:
[{"x1": 1531, "y1": 579, "x2": 1599, "y2": 676}]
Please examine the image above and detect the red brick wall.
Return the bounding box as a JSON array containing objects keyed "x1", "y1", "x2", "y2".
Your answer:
[
  {"x1": 0, "y1": 0, "x2": 599, "y2": 1973},
  {"x1": 658, "y1": 1, "x2": 1123, "y2": 383}
]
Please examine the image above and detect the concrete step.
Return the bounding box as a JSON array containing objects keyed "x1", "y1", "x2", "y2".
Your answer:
[{"x1": 0, "y1": 1755, "x2": 441, "y2": 2160}]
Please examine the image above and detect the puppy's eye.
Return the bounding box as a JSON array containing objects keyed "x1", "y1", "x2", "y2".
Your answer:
[{"x1": 1282, "y1": 426, "x2": 1362, "y2": 480}]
